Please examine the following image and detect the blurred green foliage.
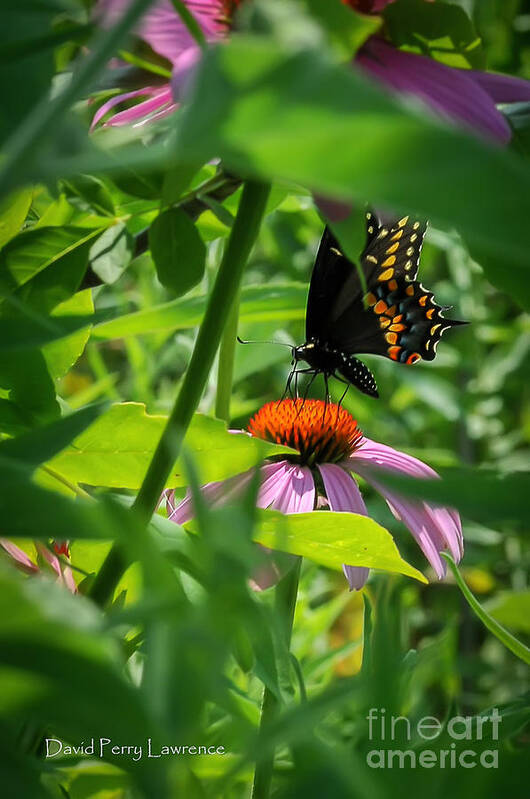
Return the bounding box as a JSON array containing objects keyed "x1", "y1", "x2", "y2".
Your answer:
[{"x1": 0, "y1": 0, "x2": 529, "y2": 797}]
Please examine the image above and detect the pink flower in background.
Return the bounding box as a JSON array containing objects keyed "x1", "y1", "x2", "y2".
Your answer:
[
  {"x1": 356, "y1": 36, "x2": 530, "y2": 145},
  {"x1": 91, "y1": 0, "x2": 233, "y2": 128},
  {"x1": 0, "y1": 539, "x2": 76, "y2": 592},
  {"x1": 165, "y1": 399, "x2": 463, "y2": 591}
]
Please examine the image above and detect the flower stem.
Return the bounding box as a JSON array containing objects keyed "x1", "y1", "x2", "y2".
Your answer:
[
  {"x1": 89, "y1": 181, "x2": 271, "y2": 607},
  {"x1": 252, "y1": 557, "x2": 302, "y2": 799},
  {"x1": 215, "y1": 289, "x2": 240, "y2": 423}
]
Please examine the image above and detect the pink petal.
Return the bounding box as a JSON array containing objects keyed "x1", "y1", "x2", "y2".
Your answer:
[
  {"x1": 167, "y1": 469, "x2": 254, "y2": 524},
  {"x1": 349, "y1": 437, "x2": 463, "y2": 560},
  {"x1": 356, "y1": 36, "x2": 512, "y2": 143},
  {"x1": 258, "y1": 462, "x2": 315, "y2": 514},
  {"x1": 467, "y1": 69, "x2": 530, "y2": 105},
  {"x1": 99, "y1": 87, "x2": 175, "y2": 128},
  {"x1": 0, "y1": 540, "x2": 38, "y2": 574},
  {"x1": 319, "y1": 463, "x2": 370, "y2": 591},
  {"x1": 95, "y1": 0, "x2": 226, "y2": 65},
  {"x1": 348, "y1": 437, "x2": 463, "y2": 578},
  {"x1": 90, "y1": 86, "x2": 167, "y2": 129}
]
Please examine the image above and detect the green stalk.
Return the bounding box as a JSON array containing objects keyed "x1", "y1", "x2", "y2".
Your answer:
[
  {"x1": 443, "y1": 553, "x2": 530, "y2": 665},
  {"x1": 90, "y1": 181, "x2": 271, "y2": 607},
  {"x1": 252, "y1": 558, "x2": 302, "y2": 799},
  {"x1": 0, "y1": 0, "x2": 156, "y2": 194},
  {"x1": 215, "y1": 290, "x2": 241, "y2": 423}
]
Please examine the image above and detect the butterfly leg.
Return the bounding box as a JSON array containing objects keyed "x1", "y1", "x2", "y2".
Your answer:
[{"x1": 295, "y1": 370, "x2": 318, "y2": 416}]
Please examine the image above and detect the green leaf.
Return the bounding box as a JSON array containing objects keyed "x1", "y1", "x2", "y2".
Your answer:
[
  {"x1": 371, "y1": 466, "x2": 529, "y2": 526},
  {"x1": 384, "y1": 0, "x2": 485, "y2": 69},
  {"x1": 0, "y1": 312, "x2": 94, "y2": 352},
  {"x1": 0, "y1": 188, "x2": 32, "y2": 249},
  {"x1": 253, "y1": 509, "x2": 427, "y2": 583},
  {"x1": 89, "y1": 222, "x2": 134, "y2": 284},
  {"x1": 0, "y1": 564, "x2": 156, "y2": 752},
  {"x1": 92, "y1": 282, "x2": 307, "y2": 340},
  {"x1": 444, "y1": 554, "x2": 530, "y2": 665},
  {"x1": 0, "y1": 403, "x2": 107, "y2": 468},
  {"x1": 173, "y1": 34, "x2": 530, "y2": 292},
  {"x1": 149, "y1": 208, "x2": 206, "y2": 296},
  {"x1": 303, "y1": 0, "x2": 379, "y2": 56},
  {"x1": 48, "y1": 403, "x2": 295, "y2": 489},
  {"x1": 0, "y1": 349, "x2": 59, "y2": 424},
  {"x1": 0, "y1": 226, "x2": 102, "y2": 296},
  {"x1": 43, "y1": 288, "x2": 94, "y2": 378}
]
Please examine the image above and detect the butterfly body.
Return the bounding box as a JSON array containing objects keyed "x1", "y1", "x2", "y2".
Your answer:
[{"x1": 293, "y1": 212, "x2": 466, "y2": 399}]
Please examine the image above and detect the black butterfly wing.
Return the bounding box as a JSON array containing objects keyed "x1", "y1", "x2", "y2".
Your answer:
[
  {"x1": 306, "y1": 217, "x2": 464, "y2": 365},
  {"x1": 305, "y1": 227, "x2": 363, "y2": 343}
]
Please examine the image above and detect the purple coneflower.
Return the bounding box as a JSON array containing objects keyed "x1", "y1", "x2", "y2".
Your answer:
[
  {"x1": 0, "y1": 539, "x2": 76, "y2": 593},
  {"x1": 91, "y1": 0, "x2": 235, "y2": 128},
  {"x1": 166, "y1": 399, "x2": 463, "y2": 591}
]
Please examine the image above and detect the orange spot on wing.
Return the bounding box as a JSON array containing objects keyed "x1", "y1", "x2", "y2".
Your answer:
[
  {"x1": 388, "y1": 279, "x2": 398, "y2": 291},
  {"x1": 389, "y1": 323, "x2": 406, "y2": 332},
  {"x1": 419, "y1": 295, "x2": 428, "y2": 306},
  {"x1": 406, "y1": 353, "x2": 421, "y2": 365},
  {"x1": 388, "y1": 346, "x2": 401, "y2": 361},
  {"x1": 426, "y1": 308, "x2": 435, "y2": 320},
  {"x1": 366, "y1": 292, "x2": 377, "y2": 306},
  {"x1": 394, "y1": 314, "x2": 403, "y2": 323},
  {"x1": 374, "y1": 300, "x2": 388, "y2": 314},
  {"x1": 379, "y1": 317, "x2": 391, "y2": 329},
  {"x1": 406, "y1": 285, "x2": 414, "y2": 296},
  {"x1": 385, "y1": 332, "x2": 398, "y2": 345}
]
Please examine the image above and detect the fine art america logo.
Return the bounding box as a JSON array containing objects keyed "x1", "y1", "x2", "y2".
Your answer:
[{"x1": 366, "y1": 707, "x2": 502, "y2": 769}]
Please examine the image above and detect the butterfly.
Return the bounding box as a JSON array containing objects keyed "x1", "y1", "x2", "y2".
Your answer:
[{"x1": 290, "y1": 211, "x2": 466, "y2": 399}]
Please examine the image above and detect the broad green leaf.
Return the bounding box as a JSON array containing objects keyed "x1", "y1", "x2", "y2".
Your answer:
[
  {"x1": 0, "y1": 565, "x2": 156, "y2": 750},
  {"x1": 444, "y1": 555, "x2": 530, "y2": 665},
  {"x1": 173, "y1": 35, "x2": 530, "y2": 298},
  {"x1": 48, "y1": 403, "x2": 295, "y2": 489},
  {"x1": 0, "y1": 456, "x2": 119, "y2": 540},
  {"x1": 303, "y1": 0, "x2": 379, "y2": 56},
  {"x1": 384, "y1": 0, "x2": 485, "y2": 69},
  {"x1": 43, "y1": 289, "x2": 95, "y2": 378},
  {"x1": 0, "y1": 312, "x2": 94, "y2": 353},
  {"x1": 487, "y1": 591, "x2": 530, "y2": 635},
  {"x1": 149, "y1": 208, "x2": 206, "y2": 296},
  {"x1": 0, "y1": 349, "x2": 59, "y2": 423},
  {"x1": 0, "y1": 402, "x2": 107, "y2": 468},
  {"x1": 372, "y1": 466, "x2": 529, "y2": 525},
  {"x1": 0, "y1": 188, "x2": 32, "y2": 249},
  {"x1": 89, "y1": 222, "x2": 134, "y2": 284},
  {"x1": 92, "y1": 282, "x2": 307, "y2": 340},
  {"x1": 0, "y1": 226, "x2": 102, "y2": 295},
  {"x1": 62, "y1": 174, "x2": 116, "y2": 216},
  {"x1": 253, "y1": 509, "x2": 427, "y2": 583}
]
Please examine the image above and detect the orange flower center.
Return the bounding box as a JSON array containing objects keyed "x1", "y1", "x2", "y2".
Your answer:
[{"x1": 247, "y1": 399, "x2": 363, "y2": 465}]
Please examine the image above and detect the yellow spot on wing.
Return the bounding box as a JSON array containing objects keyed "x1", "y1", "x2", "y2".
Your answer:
[
  {"x1": 398, "y1": 216, "x2": 409, "y2": 227},
  {"x1": 385, "y1": 332, "x2": 398, "y2": 344},
  {"x1": 390, "y1": 229, "x2": 404, "y2": 241},
  {"x1": 381, "y1": 255, "x2": 396, "y2": 267},
  {"x1": 386, "y1": 242, "x2": 400, "y2": 254},
  {"x1": 378, "y1": 268, "x2": 395, "y2": 281}
]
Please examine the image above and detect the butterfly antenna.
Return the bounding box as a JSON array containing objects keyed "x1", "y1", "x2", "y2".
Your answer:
[{"x1": 237, "y1": 336, "x2": 292, "y2": 349}]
